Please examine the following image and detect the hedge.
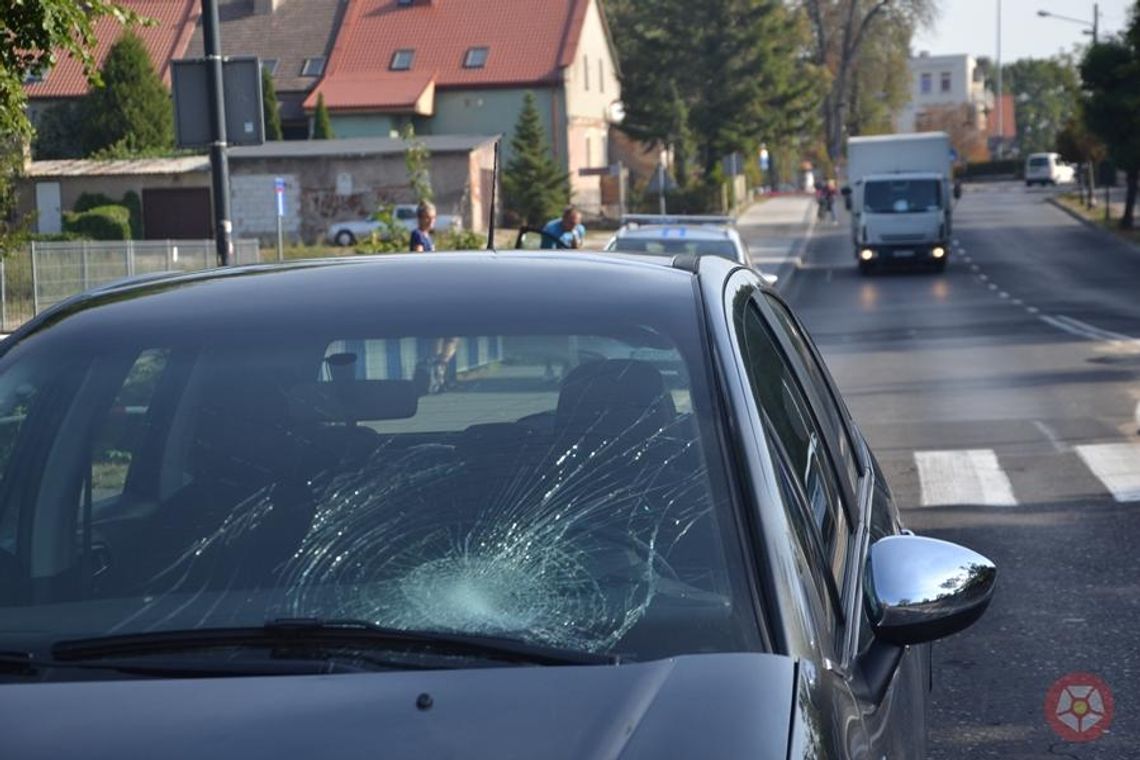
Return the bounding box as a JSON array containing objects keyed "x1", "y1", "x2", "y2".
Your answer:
[
  {"x1": 959, "y1": 159, "x2": 1023, "y2": 179},
  {"x1": 63, "y1": 204, "x2": 133, "y2": 240}
]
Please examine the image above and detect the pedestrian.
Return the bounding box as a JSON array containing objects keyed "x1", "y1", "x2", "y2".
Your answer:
[
  {"x1": 825, "y1": 179, "x2": 839, "y2": 224},
  {"x1": 540, "y1": 206, "x2": 586, "y2": 249},
  {"x1": 410, "y1": 200, "x2": 436, "y2": 252}
]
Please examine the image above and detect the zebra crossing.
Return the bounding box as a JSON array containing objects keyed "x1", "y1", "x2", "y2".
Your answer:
[{"x1": 910, "y1": 442, "x2": 1140, "y2": 507}]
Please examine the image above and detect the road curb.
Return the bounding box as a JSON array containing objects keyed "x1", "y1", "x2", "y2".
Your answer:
[
  {"x1": 772, "y1": 200, "x2": 818, "y2": 292},
  {"x1": 1046, "y1": 197, "x2": 1140, "y2": 255}
]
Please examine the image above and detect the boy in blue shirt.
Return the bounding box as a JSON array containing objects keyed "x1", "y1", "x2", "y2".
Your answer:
[{"x1": 410, "y1": 201, "x2": 436, "y2": 252}]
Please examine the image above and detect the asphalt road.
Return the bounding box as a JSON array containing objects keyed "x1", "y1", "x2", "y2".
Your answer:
[{"x1": 782, "y1": 181, "x2": 1140, "y2": 759}]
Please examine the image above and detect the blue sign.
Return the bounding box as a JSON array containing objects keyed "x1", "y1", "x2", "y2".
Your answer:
[
  {"x1": 949, "y1": 148, "x2": 959, "y2": 162},
  {"x1": 274, "y1": 177, "x2": 286, "y2": 217}
]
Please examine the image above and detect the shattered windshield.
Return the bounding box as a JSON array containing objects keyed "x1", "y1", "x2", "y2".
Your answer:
[{"x1": 0, "y1": 320, "x2": 759, "y2": 665}]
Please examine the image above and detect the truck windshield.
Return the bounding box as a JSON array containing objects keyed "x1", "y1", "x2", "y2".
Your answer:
[
  {"x1": 1028, "y1": 157, "x2": 1049, "y2": 168},
  {"x1": 864, "y1": 179, "x2": 942, "y2": 214}
]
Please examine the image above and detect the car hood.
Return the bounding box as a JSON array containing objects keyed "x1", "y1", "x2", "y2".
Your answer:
[{"x1": 0, "y1": 652, "x2": 795, "y2": 760}]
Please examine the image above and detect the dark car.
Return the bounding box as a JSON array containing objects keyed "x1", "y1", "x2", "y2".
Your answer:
[{"x1": 0, "y1": 253, "x2": 994, "y2": 758}]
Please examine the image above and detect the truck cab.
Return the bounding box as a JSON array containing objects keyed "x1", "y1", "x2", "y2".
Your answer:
[{"x1": 849, "y1": 172, "x2": 953, "y2": 273}]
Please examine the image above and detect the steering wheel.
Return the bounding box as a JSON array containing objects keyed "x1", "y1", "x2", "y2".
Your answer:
[{"x1": 515, "y1": 226, "x2": 574, "y2": 250}]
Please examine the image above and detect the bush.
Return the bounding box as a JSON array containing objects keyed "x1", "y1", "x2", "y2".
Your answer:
[
  {"x1": 121, "y1": 190, "x2": 143, "y2": 238},
  {"x1": 353, "y1": 205, "x2": 410, "y2": 254},
  {"x1": 63, "y1": 204, "x2": 132, "y2": 240},
  {"x1": 74, "y1": 192, "x2": 116, "y2": 213},
  {"x1": 437, "y1": 228, "x2": 487, "y2": 251},
  {"x1": 959, "y1": 159, "x2": 1023, "y2": 179}
]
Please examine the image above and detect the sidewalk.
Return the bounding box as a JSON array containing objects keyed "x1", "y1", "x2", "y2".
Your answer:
[{"x1": 736, "y1": 194, "x2": 820, "y2": 287}]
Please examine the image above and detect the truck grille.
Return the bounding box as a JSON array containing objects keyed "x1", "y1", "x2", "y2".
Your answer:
[{"x1": 880, "y1": 233, "x2": 925, "y2": 243}]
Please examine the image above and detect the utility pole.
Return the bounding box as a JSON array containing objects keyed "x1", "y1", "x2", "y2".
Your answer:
[
  {"x1": 996, "y1": 0, "x2": 1003, "y2": 160},
  {"x1": 1093, "y1": 2, "x2": 1099, "y2": 43},
  {"x1": 201, "y1": 0, "x2": 233, "y2": 266}
]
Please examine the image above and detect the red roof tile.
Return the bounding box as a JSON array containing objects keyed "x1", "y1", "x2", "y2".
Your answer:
[
  {"x1": 307, "y1": 0, "x2": 593, "y2": 112},
  {"x1": 25, "y1": 0, "x2": 200, "y2": 99},
  {"x1": 988, "y1": 93, "x2": 1017, "y2": 138}
]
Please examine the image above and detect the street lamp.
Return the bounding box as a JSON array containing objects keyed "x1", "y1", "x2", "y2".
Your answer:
[{"x1": 1036, "y1": 4, "x2": 1099, "y2": 44}]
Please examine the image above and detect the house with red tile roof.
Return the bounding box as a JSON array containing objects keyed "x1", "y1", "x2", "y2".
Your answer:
[
  {"x1": 183, "y1": 0, "x2": 349, "y2": 139},
  {"x1": 305, "y1": 0, "x2": 623, "y2": 213},
  {"x1": 23, "y1": 0, "x2": 201, "y2": 124}
]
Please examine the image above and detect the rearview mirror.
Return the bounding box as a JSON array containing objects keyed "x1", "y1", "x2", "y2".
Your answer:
[{"x1": 866, "y1": 534, "x2": 995, "y2": 646}]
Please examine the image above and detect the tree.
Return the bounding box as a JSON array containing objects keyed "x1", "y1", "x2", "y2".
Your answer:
[
  {"x1": 1056, "y1": 110, "x2": 1106, "y2": 208},
  {"x1": 501, "y1": 91, "x2": 570, "y2": 227},
  {"x1": 608, "y1": 0, "x2": 821, "y2": 184},
  {"x1": 916, "y1": 104, "x2": 988, "y2": 162},
  {"x1": 1080, "y1": 3, "x2": 1140, "y2": 229},
  {"x1": 847, "y1": 13, "x2": 914, "y2": 136},
  {"x1": 402, "y1": 124, "x2": 433, "y2": 202},
  {"x1": 1, "y1": 0, "x2": 139, "y2": 247},
  {"x1": 1001, "y1": 57, "x2": 1081, "y2": 156},
  {"x1": 83, "y1": 31, "x2": 174, "y2": 156},
  {"x1": 801, "y1": 0, "x2": 938, "y2": 160},
  {"x1": 261, "y1": 66, "x2": 283, "y2": 141},
  {"x1": 312, "y1": 93, "x2": 334, "y2": 139}
]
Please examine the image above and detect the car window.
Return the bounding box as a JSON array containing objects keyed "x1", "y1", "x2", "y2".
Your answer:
[
  {"x1": 610, "y1": 236, "x2": 738, "y2": 259},
  {"x1": 87, "y1": 349, "x2": 170, "y2": 502},
  {"x1": 736, "y1": 300, "x2": 850, "y2": 593},
  {"x1": 763, "y1": 296, "x2": 861, "y2": 500},
  {"x1": 0, "y1": 321, "x2": 761, "y2": 664}
]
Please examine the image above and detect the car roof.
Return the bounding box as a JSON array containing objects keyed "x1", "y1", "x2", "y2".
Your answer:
[{"x1": 10, "y1": 253, "x2": 709, "y2": 344}]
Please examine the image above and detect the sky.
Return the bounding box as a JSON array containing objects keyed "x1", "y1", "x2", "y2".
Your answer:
[{"x1": 913, "y1": 0, "x2": 1135, "y2": 62}]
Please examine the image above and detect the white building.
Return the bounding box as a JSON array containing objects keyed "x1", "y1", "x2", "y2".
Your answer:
[{"x1": 897, "y1": 53, "x2": 991, "y2": 134}]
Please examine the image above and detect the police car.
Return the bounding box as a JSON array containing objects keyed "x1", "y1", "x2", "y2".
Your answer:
[{"x1": 603, "y1": 215, "x2": 755, "y2": 267}]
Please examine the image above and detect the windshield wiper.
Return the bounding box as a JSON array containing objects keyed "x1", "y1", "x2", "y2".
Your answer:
[
  {"x1": 51, "y1": 618, "x2": 619, "y2": 667},
  {"x1": 0, "y1": 648, "x2": 371, "y2": 678}
]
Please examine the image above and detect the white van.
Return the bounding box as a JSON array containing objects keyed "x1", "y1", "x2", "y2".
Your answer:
[{"x1": 1025, "y1": 153, "x2": 1075, "y2": 186}]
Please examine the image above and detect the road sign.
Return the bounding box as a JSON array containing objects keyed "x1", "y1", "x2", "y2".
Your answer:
[
  {"x1": 275, "y1": 177, "x2": 286, "y2": 217},
  {"x1": 172, "y1": 57, "x2": 265, "y2": 149}
]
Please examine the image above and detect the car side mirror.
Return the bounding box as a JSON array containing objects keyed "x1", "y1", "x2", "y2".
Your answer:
[
  {"x1": 953, "y1": 182, "x2": 963, "y2": 200},
  {"x1": 866, "y1": 535, "x2": 995, "y2": 646}
]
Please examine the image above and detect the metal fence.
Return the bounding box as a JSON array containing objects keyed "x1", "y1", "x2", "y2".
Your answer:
[{"x1": 1, "y1": 239, "x2": 261, "y2": 333}]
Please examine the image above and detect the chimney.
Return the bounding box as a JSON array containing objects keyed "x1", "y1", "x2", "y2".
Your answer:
[{"x1": 254, "y1": 0, "x2": 284, "y2": 14}]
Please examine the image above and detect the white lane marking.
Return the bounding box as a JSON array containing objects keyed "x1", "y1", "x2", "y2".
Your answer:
[
  {"x1": 1012, "y1": 298, "x2": 1024, "y2": 306},
  {"x1": 1033, "y1": 420, "x2": 1070, "y2": 453},
  {"x1": 915, "y1": 449, "x2": 1018, "y2": 507},
  {"x1": 969, "y1": 264, "x2": 980, "y2": 272},
  {"x1": 1076, "y1": 443, "x2": 1140, "y2": 502},
  {"x1": 1040, "y1": 315, "x2": 1140, "y2": 348},
  {"x1": 988, "y1": 283, "x2": 999, "y2": 291},
  {"x1": 999, "y1": 291, "x2": 1011, "y2": 299},
  {"x1": 979, "y1": 273, "x2": 989, "y2": 281},
  {"x1": 1027, "y1": 306, "x2": 1040, "y2": 315}
]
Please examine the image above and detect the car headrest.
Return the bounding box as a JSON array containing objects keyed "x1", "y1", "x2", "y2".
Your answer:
[{"x1": 555, "y1": 359, "x2": 675, "y2": 441}]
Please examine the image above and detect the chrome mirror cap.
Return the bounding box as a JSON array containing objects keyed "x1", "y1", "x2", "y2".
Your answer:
[{"x1": 867, "y1": 534, "x2": 996, "y2": 646}]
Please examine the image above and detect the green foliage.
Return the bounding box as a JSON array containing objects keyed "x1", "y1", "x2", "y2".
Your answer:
[
  {"x1": 436, "y1": 228, "x2": 486, "y2": 251},
  {"x1": 83, "y1": 31, "x2": 174, "y2": 156},
  {"x1": 1080, "y1": 9, "x2": 1140, "y2": 229},
  {"x1": 121, "y1": 190, "x2": 143, "y2": 239},
  {"x1": 1002, "y1": 57, "x2": 1082, "y2": 156},
  {"x1": 63, "y1": 205, "x2": 133, "y2": 241},
  {"x1": 848, "y1": 11, "x2": 915, "y2": 136},
  {"x1": 402, "y1": 124, "x2": 433, "y2": 202},
  {"x1": 262, "y1": 66, "x2": 283, "y2": 141},
  {"x1": 74, "y1": 192, "x2": 116, "y2": 213},
  {"x1": 609, "y1": 0, "x2": 821, "y2": 176},
  {"x1": 354, "y1": 204, "x2": 410, "y2": 253},
  {"x1": 502, "y1": 92, "x2": 570, "y2": 227},
  {"x1": 32, "y1": 102, "x2": 86, "y2": 159},
  {"x1": 312, "y1": 93, "x2": 334, "y2": 139}
]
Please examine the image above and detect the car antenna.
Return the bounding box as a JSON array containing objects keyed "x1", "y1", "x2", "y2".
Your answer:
[{"x1": 486, "y1": 136, "x2": 501, "y2": 250}]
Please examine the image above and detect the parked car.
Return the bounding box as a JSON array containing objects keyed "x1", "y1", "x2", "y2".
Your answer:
[
  {"x1": 1025, "y1": 152, "x2": 1076, "y2": 186},
  {"x1": 327, "y1": 205, "x2": 461, "y2": 246},
  {"x1": 603, "y1": 214, "x2": 751, "y2": 263},
  {"x1": 0, "y1": 252, "x2": 994, "y2": 758}
]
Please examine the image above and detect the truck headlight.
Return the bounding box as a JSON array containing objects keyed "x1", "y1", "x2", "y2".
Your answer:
[
  {"x1": 932, "y1": 246, "x2": 946, "y2": 259},
  {"x1": 859, "y1": 249, "x2": 875, "y2": 261}
]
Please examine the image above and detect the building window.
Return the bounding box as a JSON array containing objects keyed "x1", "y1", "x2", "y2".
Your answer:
[
  {"x1": 261, "y1": 58, "x2": 279, "y2": 76},
  {"x1": 23, "y1": 69, "x2": 45, "y2": 84},
  {"x1": 599, "y1": 59, "x2": 604, "y2": 94},
  {"x1": 583, "y1": 54, "x2": 590, "y2": 91},
  {"x1": 301, "y1": 57, "x2": 326, "y2": 77},
  {"x1": 586, "y1": 136, "x2": 592, "y2": 167},
  {"x1": 940, "y1": 71, "x2": 951, "y2": 93},
  {"x1": 463, "y1": 47, "x2": 489, "y2": 69},
  {"x1": 390, "y1": 49, "x2": 414, "y2": 71},
  {"x1": 920, "y1": 72, "x2": 932, "y2": 95}
]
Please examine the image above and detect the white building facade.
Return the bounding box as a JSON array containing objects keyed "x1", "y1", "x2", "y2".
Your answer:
[{"x1": 896, "y1": 53, "x2": 992, "y2": 134}]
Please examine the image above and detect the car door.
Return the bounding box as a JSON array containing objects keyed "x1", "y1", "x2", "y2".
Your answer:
[
  {"x1": 722, "y1": 271, "x2": 869, "y2": 758},
  {"x1": 756, "y1": 290, "x2": 929, "y2": 758}
]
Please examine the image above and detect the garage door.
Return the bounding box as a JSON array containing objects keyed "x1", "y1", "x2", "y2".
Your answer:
[{"x1": 142, "y1": 188, "x2": 212, "y2": 239}]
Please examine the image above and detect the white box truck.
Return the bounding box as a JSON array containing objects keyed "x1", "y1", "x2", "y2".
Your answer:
[{"x1": 843, "y1": 132, "x2": 960, "y2": 273}]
